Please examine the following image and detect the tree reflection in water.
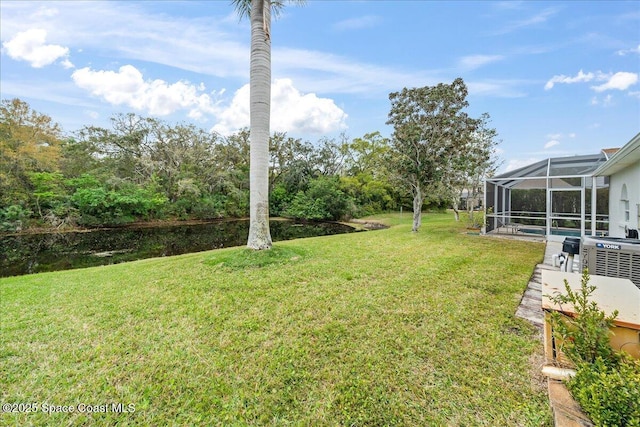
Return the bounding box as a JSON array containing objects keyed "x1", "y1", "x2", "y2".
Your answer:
[{"x1": 0, "y1": 220, "x2": 356, "y2": 277}]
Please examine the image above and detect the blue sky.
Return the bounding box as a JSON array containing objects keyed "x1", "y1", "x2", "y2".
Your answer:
[{"x1": 1, "y1": 1, "x2": 639, "y2": 172}]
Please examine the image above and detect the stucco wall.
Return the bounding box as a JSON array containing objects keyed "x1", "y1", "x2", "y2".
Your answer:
[{"x1": 608, "y1": 163, "x2": 640, "y2": 238}]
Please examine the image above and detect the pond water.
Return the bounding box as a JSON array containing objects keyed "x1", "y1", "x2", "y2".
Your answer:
[{"x1": 0, "y1": 220, "x2": 356, "y2": 278}]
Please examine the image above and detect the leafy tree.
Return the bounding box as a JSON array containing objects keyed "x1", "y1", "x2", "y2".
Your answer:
[
  {"x1": 150, "y1": 122, "x2": 219, "y2": 202},
  {"x1": 346, "y1": 131, "x2": 391, "y2": 177},
  {"x1": 27, "y1": 171, "x2": 66, "y2": 220},
  {"x1": 340, "y1": 174, "x2": 395, "y2": 217},
  {"x1": 312, "y1": 134, "x2": 350, "y2": 176},
  {"x1": 232, "y1": 0, "x2": 305, "y2": 250},
  {"x1": 448, "y1": 112, "x2": 500, "y2": 222},
  {"x1": 269, "y1": 132, "x2": 314, "y2": 191},
  {"x1": 387, "y1": 78, "x2": 480, "y2": 232},
  {"x1": 212, "y1": 130, "x2": 251, "y2": 217},
  {"x1": 0, "y1": 98, "x2": 63, "y2": 208}
]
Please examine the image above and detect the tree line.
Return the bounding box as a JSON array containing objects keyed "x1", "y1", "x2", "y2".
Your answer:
[
  {"x1": 0, "y1": 98, "x2": 402, "y2": 232},
  {"x1": 1, "y1": 81, "x2": 498, "y2": 233}
]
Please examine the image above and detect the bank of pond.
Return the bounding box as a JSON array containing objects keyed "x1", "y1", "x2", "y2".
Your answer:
[{"x1": 0, "y1": 219, "x2": 357, "y2": 278}]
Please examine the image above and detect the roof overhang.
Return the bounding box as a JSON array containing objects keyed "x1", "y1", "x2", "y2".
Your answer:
[{"x1": 593, "y1": 132, "x2": 640, "y2": 177}]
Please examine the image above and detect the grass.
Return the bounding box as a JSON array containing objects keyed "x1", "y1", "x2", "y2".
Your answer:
[{"x1": 0, "y1": 212, "x2": 551, "y2": 426}]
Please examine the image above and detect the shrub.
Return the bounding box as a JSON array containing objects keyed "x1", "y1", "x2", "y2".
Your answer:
[
  {"x1": 191, "y1": 195, "x2": 226, "y2": 220},
  {"x1": 269, "y1": 183, "x2": 293, "y2": 217},
  {"x1": 548, "y1": 269, "x2": 618, "y2": 365},
  {"x1": 283, "y1": 176, "x2": 353, "y2": 221},
  {"x1": 548, "y1": 270, "x2": 640, "y2": 426},
  {"x1": 568, "y1": 357, "x2": 640, "y2": 427},
  {"x1": 0, "y1": 204, "x2": 32, "y2": 232},
  {"x1": 464, "y1": 209, "x2": 486, "y2": 229},
  {"x1": 71, "y1": 185, "x2": 167, "y2": 225}
]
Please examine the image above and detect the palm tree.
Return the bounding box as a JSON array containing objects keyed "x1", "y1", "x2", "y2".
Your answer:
[{"x1": 232, "y1": 0, "x2": 304, "y2": 250}]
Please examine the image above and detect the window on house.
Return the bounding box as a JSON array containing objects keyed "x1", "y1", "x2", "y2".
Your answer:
[{"x1": 621, "y1": 184, "x2": 629, "y2": 222}]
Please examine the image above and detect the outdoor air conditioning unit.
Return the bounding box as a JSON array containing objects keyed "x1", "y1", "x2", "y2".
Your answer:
[{"x1": 581, "y1": 236, "x2": 640, "y2": 289}]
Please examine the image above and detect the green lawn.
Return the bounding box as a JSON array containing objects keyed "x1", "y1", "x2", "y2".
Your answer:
[{"x1": 0, "y1": 213, "x2": 551, "y2": 426}]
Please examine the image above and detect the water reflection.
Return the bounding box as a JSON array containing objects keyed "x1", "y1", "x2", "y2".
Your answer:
[{"x1": 0, "y1": 220, "x2": 355, "y2": 277}]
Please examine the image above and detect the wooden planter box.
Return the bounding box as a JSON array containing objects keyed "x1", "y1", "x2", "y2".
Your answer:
[
  {"x1": 541, "y1": 271, "x2": 640, "y2": 426},
  {"x1": 542, "y1": 270, "x2": 640, "y2": 364}
]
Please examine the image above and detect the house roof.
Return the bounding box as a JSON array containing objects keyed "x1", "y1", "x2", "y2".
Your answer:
[
  {"x1": 593, "y1": 132, "x2": 640, "y2": 177},
  {"x1": 602, "y1": 148, "x2": 620, "y2": 159}
]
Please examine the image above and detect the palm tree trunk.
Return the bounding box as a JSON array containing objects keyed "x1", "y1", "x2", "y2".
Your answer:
[{"x1": 247, "y1": 0, "x2": 273, "y2": 249}]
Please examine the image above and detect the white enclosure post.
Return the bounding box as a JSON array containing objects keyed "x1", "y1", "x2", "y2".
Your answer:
[
  {"x1": 591, "y1": 176, "x2": 597, "y2": 236},
  {"x1": 580, "y1": 178, "x2": 586, "y2": 237}
]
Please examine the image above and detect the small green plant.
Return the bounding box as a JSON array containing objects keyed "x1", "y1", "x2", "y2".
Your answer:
[
  {"x1": 548, "y1": 269, "x2": 618, "y2": 365},
  {"x1": 548, "y1": 270, "x2": 640, "y2": 426},
  {"x1": 465, "y1": 209, "x2": 486, "y2": 229}
]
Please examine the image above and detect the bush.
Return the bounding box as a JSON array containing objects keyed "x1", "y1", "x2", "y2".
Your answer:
[
  {"x1": 0, "y1": 204, "x2": 32, "y2": 232},
  {"x1": 283, "y1": 176, "x2": 353, "y2": 221},
  {"x1": 464, "y1": 209, "x2": 485, "y2": 229},
  {"x1": 548, "y1": 270, "x2": 640, "y2": 426},
  {"x1": 71, "y1": 185, "x2": 167, "y2": 225},
  {"x1": 191, "y1": 195, "x2": 226, "y2": 220},
  {"x1": 270, "y1": 183, "x2": 293, "y2": 217},
  {"x1": 548, "y1": 270, "x2": 618, "y2": 365},
  {"x1": 568, "y1": 357, "x2": 640, "y2": 427}
]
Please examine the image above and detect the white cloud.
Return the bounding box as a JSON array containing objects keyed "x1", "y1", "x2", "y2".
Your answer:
[
  {"x1": 213, "y1": 78, "x2": 348, "y2": 135},
  {"x1": 544, "y1": 139, "x2": 560, "y2": 149},
  {"x1": 71, "y1": 65, "x2": 217, "y2": 118},
  {"x1": 545, "y1": 70, "x2": 638, "y2": 93},
  {"x1": 591, "y1": 71, "x2": 638, "y2": 92},
  {"x1": 542, "y1": 132, "x2": 577, "y2": 149},
  {"x1": 616, "y1": 44, "x2": 640, "y2": 56},
  {"x1": 333, "y1": 15, "x2": 381, "y2": 32},
  {"x1": 459, "y1": 55, "x2": 504, "y2": 70},
  {"x1": 544, "y1": 70, "x2": 594, "y2": 90},
  {"x1": 2, "y1": 28, "x2": 70, "y2": 68},
  {"x1": 60, "y1": 58, "x2": 74, "y2": 69}
]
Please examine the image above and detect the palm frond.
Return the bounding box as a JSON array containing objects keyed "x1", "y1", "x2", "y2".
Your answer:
[
  {"x1": 230, "y1": 0, "x2": 251, "y2": 19},
  {"x1": 231, "y1": 0, "x2": 306, "y2": 20}
]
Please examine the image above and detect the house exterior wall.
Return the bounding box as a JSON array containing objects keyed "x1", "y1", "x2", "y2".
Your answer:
[{"x1": 608, "y1": 162, "x2": 640, "y2": 238}]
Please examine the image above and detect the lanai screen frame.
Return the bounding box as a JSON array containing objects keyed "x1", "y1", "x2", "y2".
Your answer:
[{"x1": 484, "y1": 152, "x2": 610, "y2": 240}]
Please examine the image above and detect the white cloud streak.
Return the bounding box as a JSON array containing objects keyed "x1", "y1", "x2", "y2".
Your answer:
[
  {"x1": 458, "y1": 55, "x2": 504, "y2": 70},
  {"x1": 544, "y1": 70, "x2": 594, "y2": 90},
  {"x1": 616, "y1": 44, "x2": 640, "y2": 56},
  {"x1": 545, "y1": 70, "x2": 638, "y2": 93},
  {"x1": 333, "y1": 15, "x2": 381, "y2": 32},
  {"x1": 492, "y1": 7, "x2": 559, "y2": 35},
  {"x1": 544, "y1": 140, "x2": 560, "y2": 149},
  {"x1": 591, "y1": 72, "x2": 638, "y2": 92}
]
